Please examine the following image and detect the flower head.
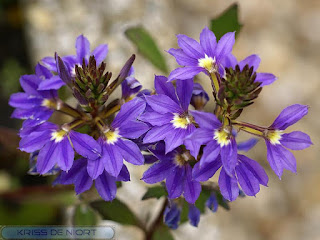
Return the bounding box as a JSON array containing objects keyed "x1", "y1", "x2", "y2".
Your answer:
[
  {"x1": 168, "y1": 27, "x2": 235, "y2": 81},
  {"x1": 141, "y1": 76, "x2": 196, "y2": 153},
  {"x1": 264, "y1": 104, "x2": 312, "y2": 178}
]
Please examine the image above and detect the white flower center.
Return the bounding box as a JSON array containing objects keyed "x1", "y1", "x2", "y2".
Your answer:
[{"x1": 198, "y1": 55, "x2": 216, "y2": 73}]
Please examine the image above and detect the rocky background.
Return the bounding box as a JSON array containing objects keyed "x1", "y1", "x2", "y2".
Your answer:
[{"x1": 0, "y1": 0, "x2": 319, "y2": 239}]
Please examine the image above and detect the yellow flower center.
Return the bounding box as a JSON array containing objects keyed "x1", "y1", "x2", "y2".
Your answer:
[
  {"x1": 51, "y1": 130, "x2": 67, "y2": 143},
  {"x1": 42, "y1": 99, "x2": 54, "y2": 108},
  {"x1": 171, "y1": 113, "x2": 191, "y2": 129},
  {"x1": 104, "y1": 129, "x2": 120, "y2": 144},
  {"x1": 267, "y1": 130, "x2": 283, "y2": 145},
  {"x1": 213, "y1": 129, "x2": 231, "y2": 147},
  {"x1": 198, "y1": 54, "x2": 216, "y2": 73}
]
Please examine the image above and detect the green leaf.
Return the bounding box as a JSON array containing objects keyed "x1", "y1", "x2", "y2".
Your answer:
[
  {"x1": 210, "y1": 3, "x2": 243, "y2": 40},
  {"x1": 142, "y1": 185, "x2": 167, "y2": 200},
  {"x1": 125, "y1": 26, "x2": 168, "y2": 73},
  {"x1": 73, "y1": 204, "x2": 98, "y2": 225},
  {"x1": 90, "y1": 199, "x2": 139, "y2": 226},
  {"x1": 152, "y1": 225, "x2": 174, "y2": 240}
]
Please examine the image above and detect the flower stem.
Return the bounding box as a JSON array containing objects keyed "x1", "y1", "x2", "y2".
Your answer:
[
  {"x1": 144, "y1": 199, "x2": 167, "y2": 240},
  {"x1": 232, "y1": 120, "x2": 266, "y2": 137}
]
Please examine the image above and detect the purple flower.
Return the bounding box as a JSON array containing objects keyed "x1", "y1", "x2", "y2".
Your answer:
[
  {"x1": 190, "y1": 83, "x2": 209, "y2": 110},
  {"x1": 141, "y1": 143, "x2": 201, "y2": 204},
  {"x1": 41, "y1": 34, "x2": 108, "y2": 78},
  {"x1": 222, "y1": 54, "x2": 277, "y2": 86},
  {"x1": 206, "y1": 192, "x2": 219, "y2": 213},
  {"x1": 188, "y1": 204, "x2": 200, "y2": 227},
  {"x1": 264, "y1": 104, "x2": 312, "y2": 178},
  {"x1": 9, "y1": 64, "x2": 59, "y2": 127},
  {"x1": 19, "y1": 122, "x2": 101, "y2": 174},
  {"x1": 98, "y1": 98, "x2": 149, "y2": 177},
  {"x1": 184, "y1": 110, "x2": 237, "y2": 176},
  {"x1": 141, "y1": 76, "x2": 196, "y2": 154},
  {"x1": 164, "y1": 200, "x2": 181, "y2": 229},
  {"x1": 57, "y1": 158, "x2": 130, "y2": 201},
  {"x1": 168, "y1": 27, "x2": 235, "y2": 81},
  {"x1": 193, "y1": 154, "x2": 268, "y2": 201},
  {"x1": 237, "y1": 138, "x2": 259, "y2": 152},
  {"x1": 121, "y1": 67, "x2": 142, "y2": 100}
]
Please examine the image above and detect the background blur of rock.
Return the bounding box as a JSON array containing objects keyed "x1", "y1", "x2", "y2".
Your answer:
[{"x1": 0, "y1": 0, "x2": 319, "y2": 239}]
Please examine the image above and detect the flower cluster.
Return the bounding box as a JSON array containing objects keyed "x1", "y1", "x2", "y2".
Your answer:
[{"x1": 10, "y1": 28, "x2": 312, "y2": 229}]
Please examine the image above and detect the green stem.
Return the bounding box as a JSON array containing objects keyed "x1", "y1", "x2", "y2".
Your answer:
[{"x1": 144, "y1": 199, "x2": 167, "y2": 240}]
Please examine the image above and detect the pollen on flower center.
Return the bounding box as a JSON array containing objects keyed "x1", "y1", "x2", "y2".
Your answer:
[
  {"x1": 213, "y1": 129, "x2": 230, "y2": 147},
  {"x1": 105, "y1": 129, "x2": 120, "y2": 144},
  {"x1": 51, "y1": 130, "x2": 67, "y2": 143},
  {"x1": 171, "y1": 113, "x2": 191, "y2": 129},
  {"x1": 198, "y1": 55, "x2": 216, "y2": 73},
  {"x1": 42, "y1": 99, "x2": 54, "y2": 108},
  {"x1": 267, "y1": 130, "x2": 283, "y2": 145},
  {"x1": 174, "y1": 152, "x2": 192, "y2": 167}
]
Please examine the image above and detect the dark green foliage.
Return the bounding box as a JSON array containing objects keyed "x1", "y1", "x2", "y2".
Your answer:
[
  {"x1": 90, "y1": 199, "x2": 140, "y2": 226},
  {"x1": 210, "y1": 3, "x2": 242, "y2": 40},
  {"x1": 142, "y1": 185, "x2": 168, "y2": 200},
  {"x1": 125, "y1": 26, "x2": 168, "y2": 74}
]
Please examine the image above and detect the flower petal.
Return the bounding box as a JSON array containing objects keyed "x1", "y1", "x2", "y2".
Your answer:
[
  {"x1": 218, "y1": 168, "x2": 239, "y2": 201},
  {"x1": 238, "y1": 154, "x2": 268, "y2": 186},
  {"x1": 143, "y1": 124, "x2": 173, "y2": 144},
  {"x1": 117, "y1": 164, "x2": 130, "y2": 182},
  {"x1": 58, "y1": 158, "x2": 87, "y2": 185},
  {"x1": 193, "y1": 156, "x2": 222, "y2": 182},
  {"x1": 200, "y1": 140, "x2": 220, "y2": 167},
  {"x1": 255, "y1": 73, "x2": 277, "y2": 86},
  {"x1": 215, "y1": 32, "x2": 235, "y2": 62},
  {"x1": 190, "y1": 110, "x2": 222, "y2": 130},
  {"x1": 220, "y1": 53, "x2": 237, "y2": 69},
  {"x1": 87, "y1": 157, "x2": 105, "y2": 179},
  {"x1": 271, "y1": 104, "x2": 309, "y2": 130},
  {"x1": 56, "y1": 137, "x2": 74, "y2": 172},
  {"x1": 9, "y1": 93, "x2": 43, "y2": 109},
  {"x1": 116, "y1": 138, "x2": 144, "y2": 165},
  {"x1": 167, "y1": 48, "x2": 198, "y2": 66},
  {"x1": 200, "y1": 26, "x2": 217, "y2": 57},
  {"x1": 154, "y1": 75, "x2": 179, "y2": 103},
  {"x1": 35, "y1": 63, "x2": 53, "y2": 79},
  {"x1": 41, "y1": 57, "x2": 57, "y2": 72},
  {"x1": 118, "y1": 121, "x2": 149, "y2": 139},
  {"x1": 102, "y1": 143, "x2": 124, "y2": 177},
  {"x1": 238, "y1": 54, "x2": 261, "y2": 72},
  {"x1": 220, "y1": 138, "x2": 238, "y2": 176},
  {"x1": 139, "y1": 111, "x2": 172, "y2": 126},
  {"x1": 19, "y1": 130, "x2": 52, "y2": 153},
  {"x1": 74, "y1": 167, "x2": 93, "y2": 194},
  {"x1": 177, "y1": 34, "x2": 204, "y2": 59},
  {"x1": 36, "y1": 141, "x2": 59, "y2": 174},
  {"x1": 280, "y1": 131, "x2": 312, "y2": 150},
  {"x1": 176, "y1": 78, "x2": 193, "y2": 111},
  {"x1": 112, "y1": 98, "x2": 146, "y2": 128},
  {"x1": 20, "y1": 75, "x2": 41, "y2": 95},
  {"x1": 164, "y1": 127, "x2": 189, "y2": 154},
  {"x1": 168, "y1": 66, "x2": 203, "y2": 81},
  {"x1": 76, "y1": 34, "x2": 90, "y2": 63},
  {"x1": 188, "y1": 204, "x2": 200, "y2": 227},
  {"x1": 184, "y1": 164, "x2": 201, "y2": 204},
  {"x1": 91, "y1": 44, "x2": 108, "y2": 65},
  {"x1": 141, "y1": 159, "x2": 176, "y2": 184},
  {"x1": 166, "y1": 166, "x2": 185, "y2": 199},
  {"x1": 185, "y1": 128, "x2": 213, "y2": 158},
  {"x1": 145, "y1": 94, "x2": 182, "y2": 114},
  {"x1": 69, "y1": 131, "x2": 101, "y2": 160},
  {"x1": 95, "y1": 171, "x2": 117, "y2": 201},
  {"x1": 38, "y1": 76, "x2": 65, "y2": 90},
  {"x1": 237, "y1": 138, "x2": 259, "y2": 152},
  {"x1": 206, "y1": 192, "x2": 218, "y2": 212}
]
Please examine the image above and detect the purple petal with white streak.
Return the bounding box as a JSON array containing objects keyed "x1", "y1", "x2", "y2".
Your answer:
[
  {"x1": 145, "y1": 94, "x2": 182, "y2": 114},
  {"x1": 116, "y1": 138, "x2": 144, "y2": 165},
  {"x1": 36, "y1": 141, "x2": 59, "y2": 174},
  {"x1": 139, "y1": 111, "x2": 172, "y2": 126},
  {"x1": 167, "y1": 48, "x2": 198, "y2": 66},
  {"x1": 19, "y1": 130, "x2": 52, "y2": 152},
  {"x1": 69, "y1": 131, "x2": 101, "y2": 160},
  {"x1": 168, "y1": 67, "x2": 203, "y2": 82},
  {"x1": 176, "y1": 78, "x2": 193, "y2": 111},
  {"x1": 20, "y1": 75, "x2": 41, "y2": 95},
  {"x1": 214, "y1": 32, "x2": 235, "y2": 62},
  {"x1": 38, "y1": 76, "x2": 65, "y2": 90},
  {"x1": 190, "y1": 110, "x2": 221, "y2": 130},
  {"x1": 154, "y1": 75, "x2": 179, "y2": 103}
]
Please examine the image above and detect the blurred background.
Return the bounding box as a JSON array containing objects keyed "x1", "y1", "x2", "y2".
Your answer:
[{"x1": 0, "y1": 0, "x2": 319, "y2": 239}]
